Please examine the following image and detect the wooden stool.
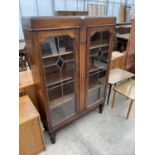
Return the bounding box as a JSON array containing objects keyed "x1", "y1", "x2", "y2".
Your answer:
[
  {"x1": 112, "y1": 79, "x2": 135, "y2": 119},
  {"x1": 19, "y1": 95, "x2": 45, "y2": 155},
  {"x1": 107, "y1": 68, "x2": 134, "y2": 105}
]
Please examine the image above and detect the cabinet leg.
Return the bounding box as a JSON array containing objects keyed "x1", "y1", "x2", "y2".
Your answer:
[
  {"x1": 43, "y1": 124, "x2": 48, "y2": 131},
  {"x1": 107, "y1": 84, "x2": 112, "y2": 105},
  {"x1": 99, "y1": 104, "x2": 104, "y2": 113},
  {"x1": 112, "y1": 91, "x2": 116, "y2": 108},
  {"x1": 49, "y1": 132, "x2": 56, "y2": 144}
]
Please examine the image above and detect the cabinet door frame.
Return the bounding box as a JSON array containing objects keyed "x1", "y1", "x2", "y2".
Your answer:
[
  {"x1": 36, "y1": 29, "x2": 80, "y2": 127},
  {"x1": 85, "y1": 26, "x2": 115, "y2": 109}
]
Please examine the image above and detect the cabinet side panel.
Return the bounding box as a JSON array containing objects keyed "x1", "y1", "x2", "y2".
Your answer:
[
  {"x1": 33, "y1": 31, "x2": 53, "y2": 129},
  {"x1": 23, "y1": 29, "x2": 52, "y2": 130}
]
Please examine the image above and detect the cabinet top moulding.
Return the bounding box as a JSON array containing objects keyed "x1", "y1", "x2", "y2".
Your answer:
[{"x1": 22, "y1": 16, "x2": 116, "y2": 31}]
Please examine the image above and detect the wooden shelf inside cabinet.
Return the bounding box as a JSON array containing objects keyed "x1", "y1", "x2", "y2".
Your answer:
[
  {"x1": 46, "y1": 73, "x2": 74, "y2": 87},
  {"x1": 42, "y1": 51, "x2": 73, "y2": 59},
  {"x1": 90, "y1": 51, "x2": 108, "y2": 58},
  {"x1": 43, "y1": 55, "x2": 74, "y2": 68},
  {"x1": 88, "y1": 82, "x2": 101, "y2": 92},
  {"x1": 89, "y1": 66, "x2": 101, "y2": 73},
  {"x1": 93, "y1": 60, "x2": 107, "y2": 69},
  {"x1": 90, "y1": 49, "x2": 108, "y2": 54},
  {"x1": 98, "y1": 77, "x2": 106, "y2": 84},
  {"x1": 49, "y1": 93, "x2": 74, "y2": 110},
  {"x1": 89, "y1": 61, "x2": 107, "y2": 73},
  {"x1": 88, "y1": 77, "x2": 106, "y2": 91},
  {"x1": 43, "y1": 59, "x2": 74, "y2": 68},
  {"x1": 89, "y1": 43, "x2": 109, "y2": 50}
]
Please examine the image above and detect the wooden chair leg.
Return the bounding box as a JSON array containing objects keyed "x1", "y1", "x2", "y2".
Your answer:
[
  {"x1": 112, "y1": 91, "x2": 116, "y2": 108},
  {"x1": 126, "y1": 100, "x2": 133, "y2": 119}
]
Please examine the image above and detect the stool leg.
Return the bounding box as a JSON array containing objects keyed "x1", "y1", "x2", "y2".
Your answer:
[
  {"x1": 126, "y1": 100, "x2": 133, "y2": 119},
  {"x1": 98, "y1": 86, "x2": 101, "y2": 100},
  {"x1": 112, "y1": 91, "x2": 116, "y2": 108},
  {"x1": 107, "y1": 84, "x2": 112, "y2": 105}
]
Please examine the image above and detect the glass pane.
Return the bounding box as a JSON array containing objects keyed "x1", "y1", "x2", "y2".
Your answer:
[
  {"x1": 40, "y1": 35, "x2": 76, "y2": 126},
  {"x1": 87, "y1": 30, "x2": 110, "y2": 105}
]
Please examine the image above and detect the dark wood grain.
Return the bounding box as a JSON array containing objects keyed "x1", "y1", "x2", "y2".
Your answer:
[{"x1": 22, "y1": 16, "x2": 116, "y2": 143}]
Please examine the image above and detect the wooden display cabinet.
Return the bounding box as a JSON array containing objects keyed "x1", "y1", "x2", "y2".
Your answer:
[{"x1": 22, "y1": 16, "x2": 116, "y2": 143}]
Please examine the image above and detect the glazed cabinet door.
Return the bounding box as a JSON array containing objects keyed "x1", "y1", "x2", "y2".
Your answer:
[
  {"x1": 86, "y1": 27, "x2": 113, "y2": 107},
  {"x1": 38, "y1": 29, "x2": 79, "y2": 126}
]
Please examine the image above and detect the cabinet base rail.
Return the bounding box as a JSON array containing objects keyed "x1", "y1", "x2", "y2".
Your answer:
[{"x1": 44, "y1": 101, "x2": 105, "y2": 143}]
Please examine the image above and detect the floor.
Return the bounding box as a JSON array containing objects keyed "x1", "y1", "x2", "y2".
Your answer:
[{"x1": 39, "y1": 91, "x2": 135, "y2": 155}]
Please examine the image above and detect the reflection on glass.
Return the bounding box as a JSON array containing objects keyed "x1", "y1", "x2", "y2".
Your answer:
[
  {"x1": 41, "y1": 35, "x2": 74, "y2": 58},
  {"x1": 87, "y1": 31, "x2": 110, "y2": 105},
  {"x1": 40, "y1": 35, "x2": 76, "y2": 125}
]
